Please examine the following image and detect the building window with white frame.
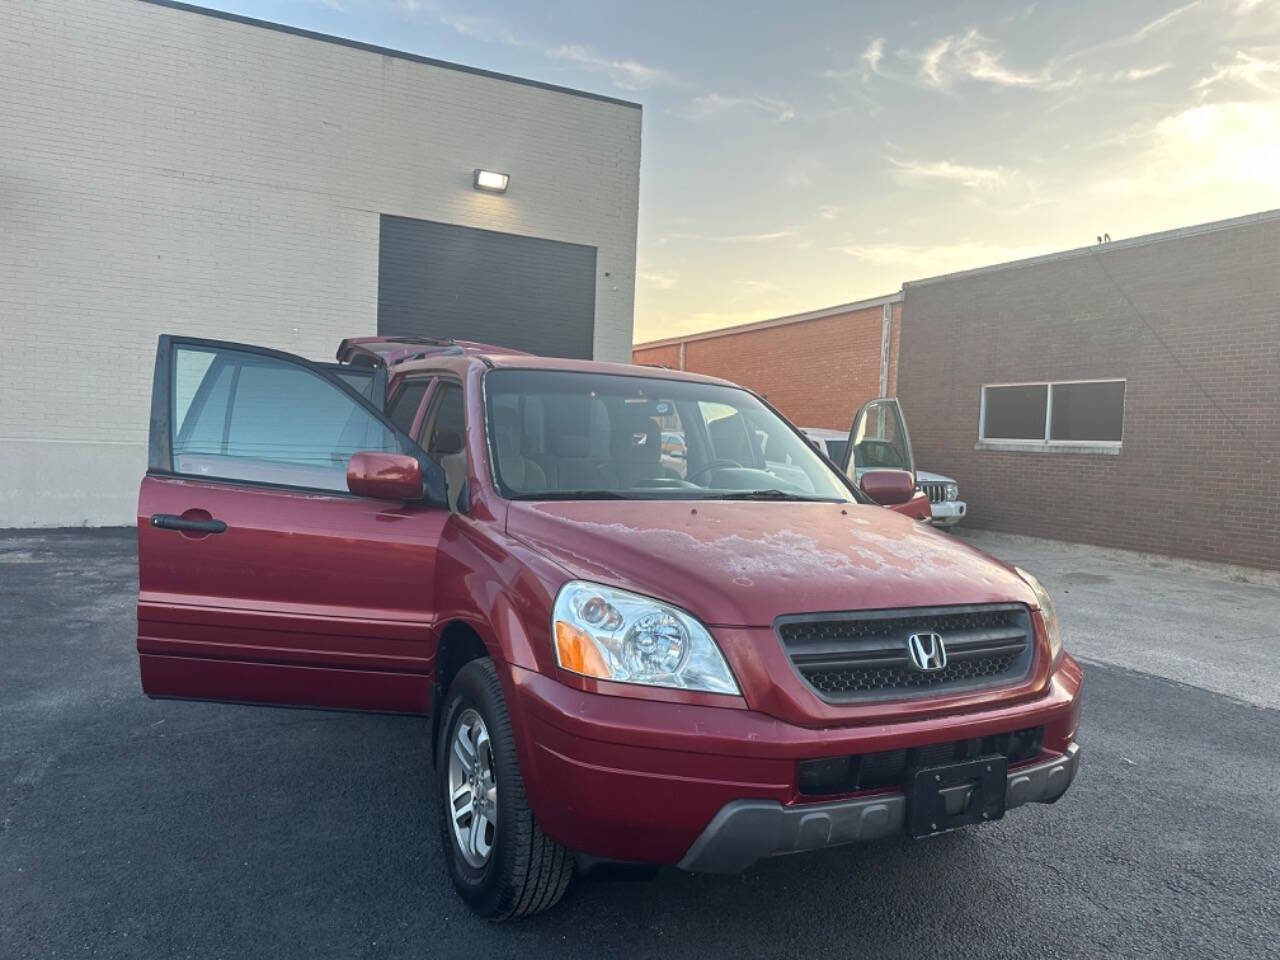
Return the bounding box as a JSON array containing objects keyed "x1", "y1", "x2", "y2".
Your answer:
[{"x1": 979, "y1": 379, "x2": 1125, "y2": 450}]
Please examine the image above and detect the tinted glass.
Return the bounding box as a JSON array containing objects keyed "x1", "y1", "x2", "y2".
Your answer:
[
  {"x1": 426, "y1": 383, "x2": 465, "y2": 455},
  {"x1": 982, "y1": 385, "x2": 1049, "y2": 440},
  {"x1": 332, "y1": 368, "x2": 377, "y2": 400},
  {"x1": 484, "y1": 369, "x2": 853, "y2": 501},
  {"x1": 179, "y1": 358, "x2": 235, "y2": 454},
  {"x1": 387, "y1": 380, "x2": 428, "y2": 434},
  {"x1": 172, "y1": 345, "x2": 408, "y2": 492},
  {"x1": 1050, "y1": 381, "x2": 1125, "y2": 442},
  {"x1": 417, "y1": 382, "x2": 469, "y2": 510},
  {"x1": 825, "y1": 439, "x2": 849, "y2": 465}
]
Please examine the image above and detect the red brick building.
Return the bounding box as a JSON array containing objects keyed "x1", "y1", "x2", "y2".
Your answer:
[
  {"x1": 898, "y1": 210, "x2": 1279, "y2": 571},
  {"x1": 632, "y1": 210, "x2": 1279, "y2": 571},
  {"x1": 632, "y1": 293, "x2": 901, "y2": 430}
]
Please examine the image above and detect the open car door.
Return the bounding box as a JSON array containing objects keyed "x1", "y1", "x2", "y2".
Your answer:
[
  {"x1": 137, "y1": 336, "x2": 450, "y2": 713},
  {"x1": 315, "y1": 361, "x2": 387, "y2": 407},
  {"x1": 840, "y1": 397, "x2": 932, "y2": 521}
]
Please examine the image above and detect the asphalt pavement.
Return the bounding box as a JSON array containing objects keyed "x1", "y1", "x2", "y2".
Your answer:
[{"x1": 3, "y1": 528, "x2": 1278, "y2": 959}]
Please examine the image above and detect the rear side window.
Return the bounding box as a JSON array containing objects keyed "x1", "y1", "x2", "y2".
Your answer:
[
  {"x1": 170, "y1": 345, "x2": 408, "y2": 492},
  {"x1": 387, "y1": 380, "x2": 429, "y2": 435}
]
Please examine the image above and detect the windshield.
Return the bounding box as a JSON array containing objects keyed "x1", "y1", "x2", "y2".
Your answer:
[{"x1": 485, "y1": 369, "x2": 855, "y2": 502}]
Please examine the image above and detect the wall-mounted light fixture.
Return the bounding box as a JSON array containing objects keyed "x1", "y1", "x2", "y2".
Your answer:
[{"x1": 473, "y1": 169, "x2": 510, "y2": 193}]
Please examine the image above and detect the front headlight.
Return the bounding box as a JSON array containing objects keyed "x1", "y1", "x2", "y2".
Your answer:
[
  {"x1": 1015, "y1": 567, "x2": 1063, "y2": 663},
  {"x1": 552, "y1": 581, "x2": 740, "y2": 695},
  {"x1": 944, "y1": 482, "x2": 959, "y2": 501}
]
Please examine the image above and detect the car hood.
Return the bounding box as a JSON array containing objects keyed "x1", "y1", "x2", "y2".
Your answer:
[
  {"x1": 915, "y1": 469, "x2": 954, "y2": 483},
  {"x1": 506, "y1": 500, "x2": 1033, "y2": 627}
]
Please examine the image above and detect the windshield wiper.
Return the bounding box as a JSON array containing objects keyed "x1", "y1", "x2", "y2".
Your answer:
[
  {"x1": 712, "y1": 489, "x2": 842, "y2": 502},
  {"x1": 510, "y1": 490, "x2": 635, "y2": 500}
]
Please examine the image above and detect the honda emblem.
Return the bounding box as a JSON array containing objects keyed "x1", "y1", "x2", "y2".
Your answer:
[{"x1": 907, "y1": 632, "x2": 947, "y2": 672}]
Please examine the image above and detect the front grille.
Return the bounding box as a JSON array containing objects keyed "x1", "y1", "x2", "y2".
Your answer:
[
  {"x1": 919, "y1": 481, "x2": 948, "y2": 503},
  {"x1": 798, "y1": 727, "x2": 1045, "y2": 796},
  {"x1": 777, "y1": 604, "x2": 1034, "y2": 703}
]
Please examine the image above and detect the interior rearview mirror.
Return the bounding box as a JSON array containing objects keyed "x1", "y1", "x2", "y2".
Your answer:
[
  {"x1": 858, "y1": 469, "x2": 917, "y2": 506},
  {"x1": 347, "y1": 452, "x2": 424, "y2": 501}
]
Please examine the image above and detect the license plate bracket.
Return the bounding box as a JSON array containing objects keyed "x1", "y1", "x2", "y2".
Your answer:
[{"x1": 906, "y1": 755, "x2": 1008, "y2": 838}]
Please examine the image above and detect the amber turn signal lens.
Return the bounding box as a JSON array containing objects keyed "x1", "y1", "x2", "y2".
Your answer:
[{"x1": 554, "y1": 620, "x2": 610, "y2": 679}]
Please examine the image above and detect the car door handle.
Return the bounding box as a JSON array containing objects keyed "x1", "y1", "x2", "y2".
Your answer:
[{"x1": 150, "y1": 513, "x2": 227, "y2": 534}]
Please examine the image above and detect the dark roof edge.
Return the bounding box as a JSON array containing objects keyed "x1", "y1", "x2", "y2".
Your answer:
[
  {"x1": 904, "y1": 207, "x2": 1280, "y2": 289},
  {"x1": 137, "y1": 0, "x2": 643, "y2": 110}
]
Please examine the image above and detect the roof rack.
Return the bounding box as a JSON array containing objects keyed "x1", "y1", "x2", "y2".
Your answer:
[
  {"x1": 336, "y1": 335, "x2": 533, "y2": 368},
  {"x1": 389, "y1": 346, "x2": 466, "y2": 364},
  {"x1": 382, "y1": 336, "x2": 457, "y2": 346}
]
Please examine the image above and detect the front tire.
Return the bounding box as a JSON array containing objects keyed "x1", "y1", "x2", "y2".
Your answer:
[{"x1": 435, "y1": 658, "x2": 573, "y2": 920}]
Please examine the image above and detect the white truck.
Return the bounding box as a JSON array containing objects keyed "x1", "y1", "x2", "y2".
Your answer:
[{"x1": 800, "y1": 398, "x2": 967, "y2": 528}]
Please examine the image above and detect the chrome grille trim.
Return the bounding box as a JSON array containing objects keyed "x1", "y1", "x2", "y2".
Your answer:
[
  {"x1": 919, "y1": 481, "x2": 948, "y2": 503},
  {"x1": 776, "y1": 603, "x2": 1034, "y2": 703}
]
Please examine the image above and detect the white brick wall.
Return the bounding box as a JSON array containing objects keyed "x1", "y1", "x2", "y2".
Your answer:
[{"x1": 0, "y1": 0, "x2": 642, "y2": 526}]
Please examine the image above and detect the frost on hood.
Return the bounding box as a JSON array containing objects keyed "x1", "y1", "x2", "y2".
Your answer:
[{"x1": 521, "y1": 504, "x2": 967, "y2": 589}]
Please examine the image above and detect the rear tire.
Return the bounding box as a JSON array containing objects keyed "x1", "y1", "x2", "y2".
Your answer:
[{"x1": 435, "y1": 658, "x2": 573, "y2": 920}]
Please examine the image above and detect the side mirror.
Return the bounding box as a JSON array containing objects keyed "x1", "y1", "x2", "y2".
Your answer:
[
  {"x1": 859, "y1": 469, "x2": 917, "y2": 506},
  {"x1": 347, "y1": 452, "x2": 423, "y2": 501}
]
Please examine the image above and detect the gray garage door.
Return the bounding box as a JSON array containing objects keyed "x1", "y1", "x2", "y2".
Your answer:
[{"x1": 377, "y1": 214, "x2": 597, "y2": 359}]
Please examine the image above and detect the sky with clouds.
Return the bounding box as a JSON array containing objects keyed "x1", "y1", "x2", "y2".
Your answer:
[{"x1": 204, "y1": 0, "x2": 1280, "y2": 342}]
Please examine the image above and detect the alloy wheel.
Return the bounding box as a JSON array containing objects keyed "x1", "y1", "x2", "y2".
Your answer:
[{"x1": 447, "y1": 708, "x2": 498, "y2": 868}]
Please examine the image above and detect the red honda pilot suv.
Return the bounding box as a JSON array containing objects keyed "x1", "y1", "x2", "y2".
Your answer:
[{"x1": 137, "y1": 335, "x2": 1081, "y2": 920}]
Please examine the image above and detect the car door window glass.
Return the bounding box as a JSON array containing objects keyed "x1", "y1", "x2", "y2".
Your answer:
[
  {"x1": 421, "y1": 382, "x2": 468, "y2": 510},
  {"x1": 423, "y1": 383, "x2": 465, "y2": 457},
  {"x1": 387, "y1": 380, "x2": 429, "y2": 435},
  {"x1": 171, "y1": 345, "x2": 407, "y2": 492},
  {"x1": 849, "y1": 400, "x2": 913, "y2": 480},
  {"x1": 331, "y1": 367, "x2": 379, "y2": 402}
]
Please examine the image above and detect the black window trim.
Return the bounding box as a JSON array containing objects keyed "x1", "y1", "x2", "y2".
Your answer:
[
  {"x1": 977, "y1": 378, "x2": 1126, "y2": 451},
  {"x1": 148, "y1": 334, "x2": 447, "y2": 503}
]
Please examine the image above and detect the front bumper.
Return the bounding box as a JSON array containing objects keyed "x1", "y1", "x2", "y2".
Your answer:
[
  {"x1": 509, "y1": 656, "x2": 1083, "y2": 866},
  {"x1": 679, "y1": 742, "x2": 1080, "y2": 873},
  {"x1": 929, "y1": 499, "x2": 967, "y2": 526}
]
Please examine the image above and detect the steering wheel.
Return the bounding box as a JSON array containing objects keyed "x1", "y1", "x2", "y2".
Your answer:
[{"x1": 685, "y1": 459, "x2": 743, "y2": 485}]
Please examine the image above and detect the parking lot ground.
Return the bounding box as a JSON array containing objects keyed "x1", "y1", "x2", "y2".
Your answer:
[
  {"x1": 3, "y1": 527, "x2": 1279, "y2": 959},
  {"x1": 954, "y1": 528, "x2": 1280, "y2": 709}
]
